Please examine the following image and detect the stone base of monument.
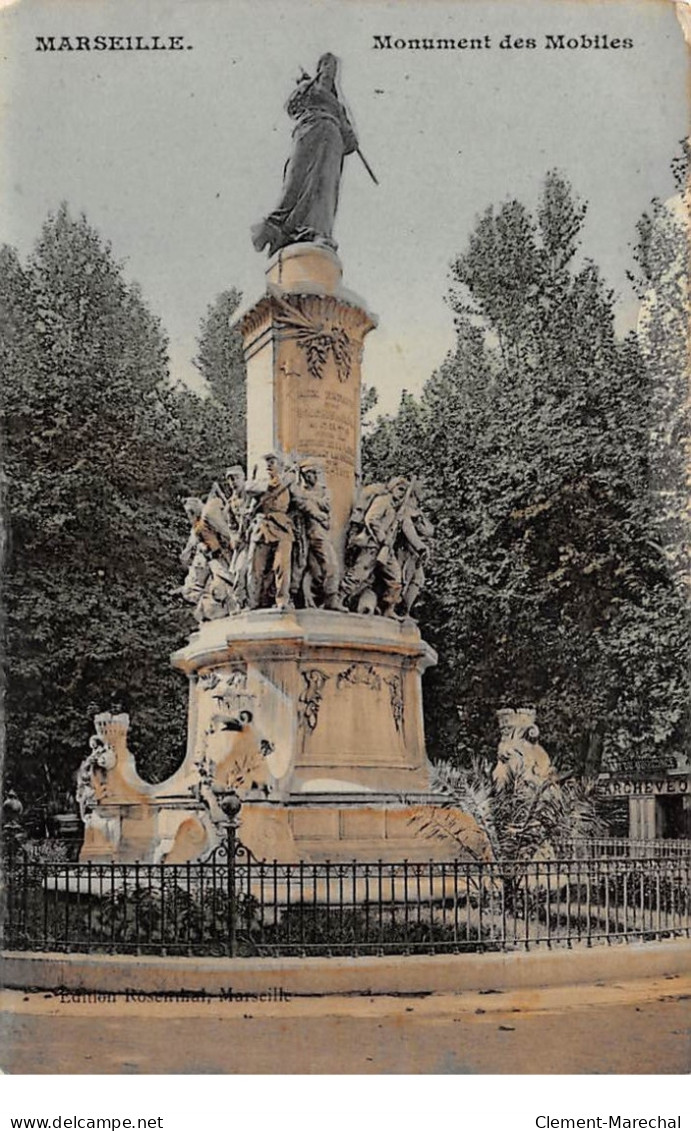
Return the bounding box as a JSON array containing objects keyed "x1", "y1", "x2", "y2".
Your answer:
[
  {"x1": 170, "y1": 608, "x2": 437, "y2": 797},
  {"x1": 78, "y1": 612, "x2": 483, "y2": 864},
  {"x1": 234, "y1": 793, "x2": 483, "y2": 863},
  {"x1": 162, "y1": 609, "x2": 483, "y2": 863},
  {"x1": 78, "y1": 797, "x2": 485, "y2": 864},
  {"x1": 79, "y1": 793, "x2": 482, "y2": 866}
]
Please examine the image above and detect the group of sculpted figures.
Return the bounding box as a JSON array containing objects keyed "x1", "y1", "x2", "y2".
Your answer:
[{"x1": 177, "y1": 454, "x2": 433, "y2": 622}]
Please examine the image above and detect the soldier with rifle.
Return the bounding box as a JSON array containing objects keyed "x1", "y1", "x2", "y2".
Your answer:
[
  {"x1": 291, "y1": 458, "x2": 345, "y2": 610},
  {"x1": 246, "y1": 452, "x2": 297, "y2": 610},
  {"x1": 342, "y1": 476, "x2": 411, "y2": 617},
  {"x1": 223, "y1": 465, "x2": 251, "y2": 609}
]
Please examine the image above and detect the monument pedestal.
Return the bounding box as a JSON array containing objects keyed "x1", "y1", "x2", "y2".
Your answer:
[
  {"x1": 162, "y1": 609, "x2": 448, "y2": 863},
  {"x1": 238, "y1": 244, "x2": 376, "y2": 552},
  {"x1": 171, "y1": 609, "x2": 436, "y2": 797},
  {"x1": 230, "y1": 792, "x2": 482, "y2": 864}
]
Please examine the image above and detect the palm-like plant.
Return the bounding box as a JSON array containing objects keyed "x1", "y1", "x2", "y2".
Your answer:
[
  {"x1": 411, "y1": 758, "x2": 607, "y2": 921},
  {"x1": 412, "y1": 757, "x2": 605, "y2": 864}
]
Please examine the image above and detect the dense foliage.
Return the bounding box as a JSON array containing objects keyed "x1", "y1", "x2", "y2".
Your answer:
[
  {"x1": 2, "y1": 168, "x2": 687, "y2": 827},
  {"x1": 363, "y1": 172, "x2": 690, "y2": 775},
  {"x1": 177, "y1": 288, "x2": 247, "y2": 492},
  {"x1": 1, "y1": 207, "x2": 245, "y2": 821}
]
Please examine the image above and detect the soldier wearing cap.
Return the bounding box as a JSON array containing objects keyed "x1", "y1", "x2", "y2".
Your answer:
[
  {"x1": 396, "y1": 481, "x2": 433, "y2": 616},
  {"x1": 292, "y1": 459, "x2": 344, "y2": 610},
  {"x1": 223, "y1": 465, "x2": 250, "y2": 608},
  {"x1": 246, "y1": 452, "x2": 296, "y2": 610},
  {"x1": 342, "y1": 476, "x2": 409, "y2": 617},
  {"x1": 178, "y1": 495, "x2": 238, "y2": 621}
]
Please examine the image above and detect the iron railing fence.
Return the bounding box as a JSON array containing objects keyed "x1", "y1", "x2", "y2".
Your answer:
[
  {"x1": 3, "y1": 837, "x2": 690, "y2": 958},
  {"x1": 554, "y1": 838, "x2": 691, "y2": 860}
]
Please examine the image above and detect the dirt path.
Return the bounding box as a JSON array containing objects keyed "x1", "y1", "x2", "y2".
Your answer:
[{"x1": 1, "y1": 974, "x2": 689, "y2": 1074}]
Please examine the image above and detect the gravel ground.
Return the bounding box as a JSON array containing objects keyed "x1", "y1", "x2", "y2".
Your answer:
[{"x1": 1, "y1": 973, "x2": 689, "y2": 1074}]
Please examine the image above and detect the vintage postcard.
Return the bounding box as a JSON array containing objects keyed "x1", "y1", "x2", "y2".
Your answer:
[{"x1": 0, "y1": 0, "x2": 689, "y2": 1082}]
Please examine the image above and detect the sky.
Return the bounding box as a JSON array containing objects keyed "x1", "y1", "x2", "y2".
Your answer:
[{"x1": 0, "y1": 0, "x2": 687, "y2": 414}]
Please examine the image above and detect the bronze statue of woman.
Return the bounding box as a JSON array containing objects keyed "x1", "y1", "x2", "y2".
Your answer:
[{"x1": 251, "y1": 53, "x2": 358, "y2": 257}]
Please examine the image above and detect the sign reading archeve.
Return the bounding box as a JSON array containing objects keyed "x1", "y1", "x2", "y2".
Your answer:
[{"x1": 598, "y1": 777, "x2": 690, "y2": 798}]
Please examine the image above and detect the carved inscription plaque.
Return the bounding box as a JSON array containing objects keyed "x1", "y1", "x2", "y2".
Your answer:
[
  {"x1": 297, "y1": 387, "x2": 357, "y2": 478},
  {"x1": 273, "y1": 297, "x2": 370, "y2": 547},
  {"x1": 241, "y1": 291, "x2": 375, "y2": 550}
]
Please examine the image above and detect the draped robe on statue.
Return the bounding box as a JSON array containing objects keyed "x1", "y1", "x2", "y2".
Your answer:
[{"x1": 252, "y1": 79, "x2": 357, "y2": 256}]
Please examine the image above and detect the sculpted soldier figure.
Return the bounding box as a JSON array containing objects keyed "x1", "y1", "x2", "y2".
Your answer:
[
  {"x1": 252, "y1": 53, "x2": 359, "y2": 256},
  {"x1": 178, "y1": 494, "x2": 237, "y2": 622},
  {"x1": 180, "y1": 497, "x2": 204, "y2": 568},
  {"x1": 199, "y1": 558, "x2": 237, "y2": 621},
  {"x1": 395, "y1": 481, "x2": 434, "y2": 616},
  {"x1": 246, "y1": 452, "x2": 296, "y2": 610},
  {"x1": 342, "y1": 477, "x2": 410, "y2": 617},
  {"x1": 291, "y1": 459, "x2": 344, "y2": 610},
  {"x1": 178, "y1": 497, "x2": 212, "y2": 615},
  {"x1": 223, "y1": 465, "x2": 250, "y2": 609}
]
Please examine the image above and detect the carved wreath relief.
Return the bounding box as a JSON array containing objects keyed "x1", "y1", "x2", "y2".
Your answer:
[
  {"x1": 336, "y1": 662, "x2": 381, "y2": 692},
  {"x1": 199, "y1": 667, "x2": 249, "y2": 706},
  {"x1": 297, "y1": 662, "x2": 405, "y2": 735},
  {"x1": 275, "y1": 294, "x2": 353, "y2": 383},
  {"x1": 337, "y1": 662, "x2": 404, "y2": 731}
]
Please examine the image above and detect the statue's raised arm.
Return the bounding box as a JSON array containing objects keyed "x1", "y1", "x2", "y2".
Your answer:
[{"x1": 251, "y1": 53, "x2": 360, "y2": 257}]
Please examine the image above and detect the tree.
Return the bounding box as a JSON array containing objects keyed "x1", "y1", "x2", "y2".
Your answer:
[
  {"x1": 362, "y1": 171, "x2": 689, "y2": 776},
  {"x1": 1, "y1": 206, "x2": 194, "y2": 819},
  {"x1": 614, "y1": 144, "x2": 691, "y2": 775},
  {"x1": 178, "y1": 289, "x2": 246, "y2": 493}
]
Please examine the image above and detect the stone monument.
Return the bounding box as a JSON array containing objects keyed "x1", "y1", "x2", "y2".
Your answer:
[{"x1": 79, "y1": 54, "x2": 465, "y2": 864}]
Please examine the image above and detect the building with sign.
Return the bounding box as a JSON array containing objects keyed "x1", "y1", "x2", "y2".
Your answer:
[{"x1": 598, "y1": 767, "x2": 691, "y2": 840}]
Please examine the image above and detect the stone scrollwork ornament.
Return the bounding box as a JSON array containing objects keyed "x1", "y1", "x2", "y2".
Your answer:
[
  {"x1": 213, "y1": 669, "x2": 249, "y2": 697},
  {"x1": 201, "y1": 668, "x2": 253, "y2": 714},
  {"x1": 298, "y1": 668, "x2": 331, "y2": 731},
  {"x1": 384, "y1": 673, "x2": 404, "y2": 733},
  {"x1": 199, "y1": 672, "x2": 222, "y2": 693}
]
